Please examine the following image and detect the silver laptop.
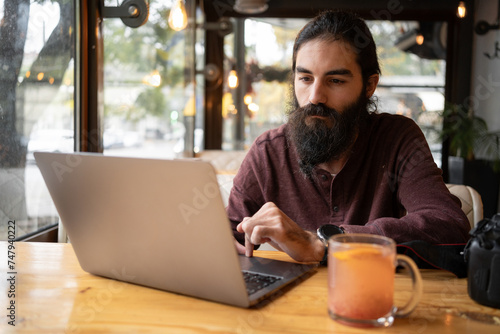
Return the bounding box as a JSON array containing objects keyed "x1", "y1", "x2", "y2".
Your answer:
[{"x1": 34, "y1": 152, "x2": 317, "y2": 308}]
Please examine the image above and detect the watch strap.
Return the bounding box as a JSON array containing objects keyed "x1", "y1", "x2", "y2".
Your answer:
[
  {"x1": 317, "y1": 224, "x2": 345, "y2": 266},
  {"x1": 320, "y1": 244, "x2": 328, "y2": 266}
]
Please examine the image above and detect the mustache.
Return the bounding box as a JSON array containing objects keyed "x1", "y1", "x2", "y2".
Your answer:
[{"x1": 294, "y1": 103, "x2": 340, "y2": 118}]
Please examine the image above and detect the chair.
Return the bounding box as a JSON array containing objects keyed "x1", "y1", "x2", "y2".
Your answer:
[
  {"x1": 446, "y1": 184, "x2": 483, "y2": 228},
  {"x1": 195, "y1": 150, "x2": 247, "y2": 175},
  {"x1": 195, "y1": 149, "x2": 247, "y2": 208}
]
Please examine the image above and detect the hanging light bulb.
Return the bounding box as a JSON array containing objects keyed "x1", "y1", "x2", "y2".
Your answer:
[
  {"x1": 416, "y1": 33, "x2": 424, "y2": 46},
  {"x1": 248, "y1": 102, "x2": 259, "y2": 113},
  {"x1": 457, "y1": 1, "x2": 467, "y2": 18},
  {"x1": 228, "y1": 70, "x2": 239, "y2": 89},
  {"x1": 168, "y1": 0, "x2": 188, "y2": 31},
  {"x1": 243, "y1": 94, "x2": 252, "y2": 105},
  {"x1": 143, "y1": 70, "x2": 162, "y2": 87}
]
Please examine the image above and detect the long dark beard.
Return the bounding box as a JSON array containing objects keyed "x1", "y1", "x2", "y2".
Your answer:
[{"x1": 287, "y1": 94, "x2": 368, "y2": 178}]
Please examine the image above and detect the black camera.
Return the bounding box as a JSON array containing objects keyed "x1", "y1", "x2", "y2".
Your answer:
[{"x1": 464, "y1": 214, "x2": 500, "y2": 309}]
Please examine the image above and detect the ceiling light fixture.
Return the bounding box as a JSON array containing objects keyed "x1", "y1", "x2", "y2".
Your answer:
[{"x1": 233, "y1": 0, "x2": 269, "y2": 14}]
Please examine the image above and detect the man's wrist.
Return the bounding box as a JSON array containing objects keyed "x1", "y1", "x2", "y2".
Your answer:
[
  {"x1": 305, "y1": 231, "x2": 327, "y2": 263},
  {"x1": 313, "y1": 237, "x2": 326, "y2": 263}
]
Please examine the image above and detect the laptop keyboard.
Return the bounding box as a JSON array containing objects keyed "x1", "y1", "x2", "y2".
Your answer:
[{"x1": 242, "y1": 271, "x2": 283, "y2": 295}]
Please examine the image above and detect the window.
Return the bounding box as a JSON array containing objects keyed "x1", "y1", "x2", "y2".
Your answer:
[
  {"x1": 0, "y1": 0, "x2": 75, "y2": 240},
  {"x1": 102, "y1": 0, "x2": 202, "y2": 158}
]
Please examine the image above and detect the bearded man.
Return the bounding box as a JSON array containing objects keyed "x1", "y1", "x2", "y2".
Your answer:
[{"x1": 228, "y1": 10, "x2": 470, "y2": 264}]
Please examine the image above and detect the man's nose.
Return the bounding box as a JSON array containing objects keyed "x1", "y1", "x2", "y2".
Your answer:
[{"x1": 308, "y1": 82, "x2": 327, "y2": 105}]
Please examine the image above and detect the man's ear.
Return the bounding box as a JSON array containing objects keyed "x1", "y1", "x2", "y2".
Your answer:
[{"x1": 365, "y1": 74, "x2": 379, "y2": 98}]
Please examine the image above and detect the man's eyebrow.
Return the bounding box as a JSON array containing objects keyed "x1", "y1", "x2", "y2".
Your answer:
[
  {"x1": 295, "y1": 66, "x2": 312, "y2": 74},
  {"x1": 295, "y1": 66, "x2": 353, "y2": 76},
  {"x1": 325, "y1": 69, "x2": 353, "y2": 76}
]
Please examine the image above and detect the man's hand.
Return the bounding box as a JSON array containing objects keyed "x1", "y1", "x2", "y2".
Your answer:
[
  {"x1": 236, "y1": 202, "x2": 324, "y2": 262},
  {"x1": 234, "y1": 238, "x2": 246, "y2": 255}
]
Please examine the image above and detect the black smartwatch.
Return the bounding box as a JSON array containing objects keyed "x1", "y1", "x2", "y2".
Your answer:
[{"x1": 317, "y1": 224, "x2": 345, "y2": 266}]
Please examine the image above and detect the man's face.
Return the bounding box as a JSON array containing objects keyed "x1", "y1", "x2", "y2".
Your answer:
[
  {"x1": 293, "y1": 38, "x2": 366, "y2": 112},
  {"x1": 288, "y1": 38, "x2": 371, "y2": 177}
]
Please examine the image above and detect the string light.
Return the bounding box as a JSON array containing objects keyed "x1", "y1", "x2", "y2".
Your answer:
[
  {"x1": 248, "y1": 102, "x2": 259, "y2": 113},
  {"x1": 168, "y1": 0, "x2": 188, "y2": 31},
  {"x1": 143, "y1": 70, "x2": 161, "y2": 87},
  {"x1": 457, "y1": 1, "x2": 467, "y2": 18},
  {"x1": 228, "y1": 70, "x2": 239, "y2": 89},
  {"x1": 244, "y1": 94, "x2": 252, "y2": 105},
  {"x1": 416, "y1": 33, "x2": 424, "y2": 45}
]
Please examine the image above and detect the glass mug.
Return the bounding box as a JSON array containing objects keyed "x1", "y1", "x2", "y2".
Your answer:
[{"x1": 328, "y1": 234, "x2": 423, "y2": 328}]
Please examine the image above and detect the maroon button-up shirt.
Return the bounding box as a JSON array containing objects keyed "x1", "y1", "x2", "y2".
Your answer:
[{"x1": 227, "y1": 113, "x2": 470, "y2": 245}]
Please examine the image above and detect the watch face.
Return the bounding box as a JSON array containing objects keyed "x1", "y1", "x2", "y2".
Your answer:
[{"x1": 319, "y1": 224, "x2": 342, "y2": 239}]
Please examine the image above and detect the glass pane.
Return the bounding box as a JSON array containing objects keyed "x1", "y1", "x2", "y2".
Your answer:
[
  {"x1": 222, "y1": 18, "x2": 305, "y2": 150},
  {"x1": 372, "y1": 21, "x2": 446, "y2": 167},
  {"x1": 221, "y1": 19, "x2": 445, "y2": 167},
  {"x1": 0, "y1": 0, "x2": 75, "y2": 240},
  {"x1": 102, "y1": 0, "x2": 202, "y2": 158}
]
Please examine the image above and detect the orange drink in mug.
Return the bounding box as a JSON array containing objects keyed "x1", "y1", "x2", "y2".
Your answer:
[{"x1": 328, "y1": 234, "x2": 422, "y2": 327}]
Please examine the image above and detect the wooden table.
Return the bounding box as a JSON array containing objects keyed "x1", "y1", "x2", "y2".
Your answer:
[{"x1": 1, "y1": 242, "x2": 500, "y2": 333}]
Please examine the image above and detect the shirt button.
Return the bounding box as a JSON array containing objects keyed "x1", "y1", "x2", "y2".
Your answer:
[
  {"x1": 333, "y1": 206, "x2": 339, "y2": 212},
  {"x1": 321, "y1": 174, "x2": 328, "y2": 181}
]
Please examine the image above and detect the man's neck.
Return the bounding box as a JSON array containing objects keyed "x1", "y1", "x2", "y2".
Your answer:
[{"x1": 317, "y1": 154, "x2": 350, "y2": 175}]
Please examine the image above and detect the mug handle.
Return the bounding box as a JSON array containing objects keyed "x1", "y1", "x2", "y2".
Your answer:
[{"x1": 394, "y1": 254, "x2": 423, "y2": 318}]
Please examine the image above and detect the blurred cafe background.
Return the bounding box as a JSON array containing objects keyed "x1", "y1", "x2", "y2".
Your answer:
[{"x1": 1, "y1": 0, "x2": 499, "y2": 241}]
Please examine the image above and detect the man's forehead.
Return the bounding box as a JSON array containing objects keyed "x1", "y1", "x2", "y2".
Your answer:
[
  {"x1": 298, "y1": 38, "x2": 356, "y2": 55},
  {"x1": 295, "y1": 39, "x2": 360, "y2": 74}
]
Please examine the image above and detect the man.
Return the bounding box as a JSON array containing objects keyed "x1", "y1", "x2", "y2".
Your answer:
[{"x1": 228, "y1": 10, "x2": 470, "y2": 263}]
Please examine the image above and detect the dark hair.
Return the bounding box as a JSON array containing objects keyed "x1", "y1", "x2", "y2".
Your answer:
[{"x1": 292, "y1": 10, "x2": 381, "y2": 82}]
